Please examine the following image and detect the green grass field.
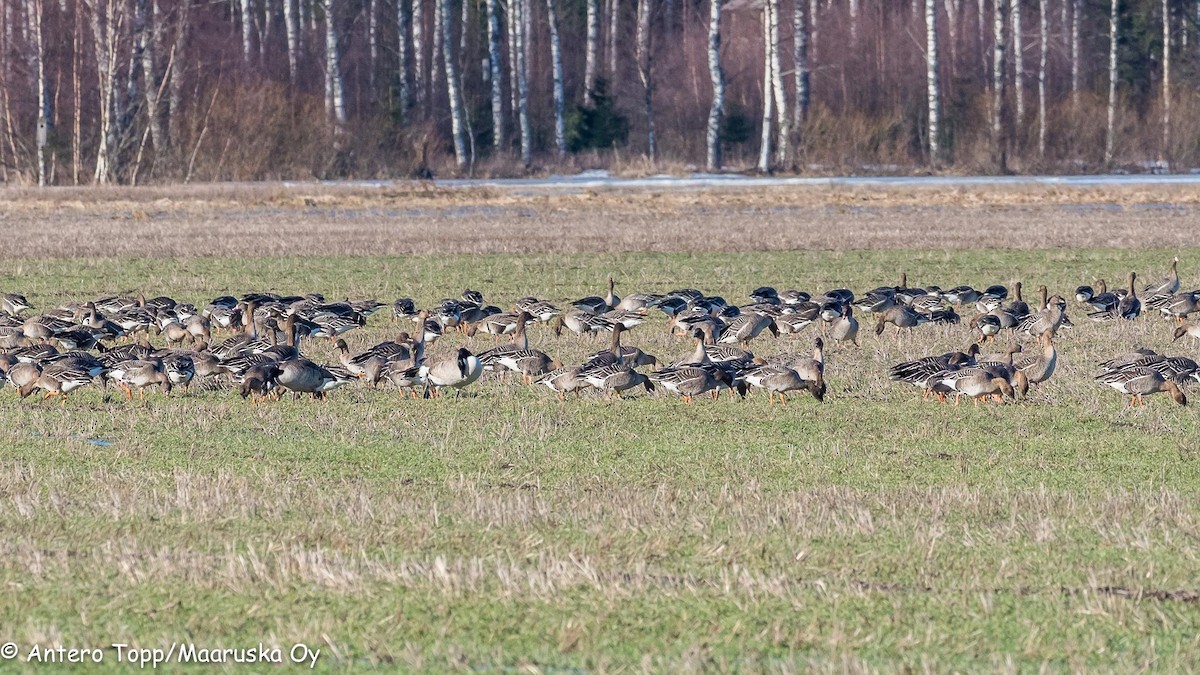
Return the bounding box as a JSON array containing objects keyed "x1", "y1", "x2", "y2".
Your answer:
[{"x1": 3, "y1": 245, "x2": 1200, "y2": 671}]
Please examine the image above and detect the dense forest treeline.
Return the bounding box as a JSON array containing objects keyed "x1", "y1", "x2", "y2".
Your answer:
[{"x1": 0, "y1": 0, "x2": 1197, "y2": 184}]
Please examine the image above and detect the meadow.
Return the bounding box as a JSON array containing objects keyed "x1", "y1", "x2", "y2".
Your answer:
[{"x1": 1, "y1": 183, "x2": 1199, "y2": 672}]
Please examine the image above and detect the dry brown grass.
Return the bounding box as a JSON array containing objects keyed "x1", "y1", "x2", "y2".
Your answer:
[{"x1": 1, "y1": 181, "x2": 1199, "y2": 258}]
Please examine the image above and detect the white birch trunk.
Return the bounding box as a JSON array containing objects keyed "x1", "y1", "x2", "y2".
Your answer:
[
  {"x1": 240, "y1": 0, "x2": 254, "y2": 63},
  {"x1": 485, "y1": 0, "x2": 504, "y2": 148},
  {"x1": 1104, "y1": 0, "x2": 1117, "y2": 165},
  {"x1": 636, "y1": 0, "x2": 654, "y2": 159},
  {"x1": 440, "y1": 0, "x2": 468, "y2": 168},
  {"x1": 1037, "y1": 0, "x2": 1047, "y2": 157},
  {"x1": 757, "y1": 5, "x2": 772, "y2": 172},
  {"x1": 767, "y1": 0, "x2": 787, "y2": 165},
  {"x1": 809, "y1": 0, "x2": 817, "y2": 63},
  {"x1": 977, "y1": 0, "x2": 985, "y2": 69},
  {"x1": 368, "y1": 0, "x2": 378, "y2": 92},
  {"x1": 705, "y1": 0, "x2": 723, "y2": 170},
  {"x1": 29, "y1": 0, "x2": 48, "y2": 185},
  {"x1": 514, "y1": 0, "x2": 531, "y2": 166},
  {"x1": 325, "y1": 0, "x2": 346, "y2": 128},
  {"x1": 1012, "y1": 0, "x2": 1023, "y2": 124},
  {"x1": 1162, "y1": 0, "x2": 1170, "y2": 164},
  {"x1": 88, "y1": 0, "x2": 124, "y2": 184},
  {"x1": 926, "y1": 0, "x2": 939, "y2": 163},
  {"x1": 398, "y1": 0, "x2": 412, "y2": 116},
  {"x1": 944, "y1": 0, "x2": 957, "y2": 78},
  {"x1": 793, "y1": 0, "x2": 809, "y2": 126},
  {"x1": 141, "y1": 0, "x2": 164, "y2": 154},
  {"x1": 992, "y1": 0, "x2": 1007, "y2": 171},
  {"x1": 167, "y1": 0, "x2": 190, "y2": 148},
  {"x1": 507, "y1": 0, "x2": 519, "y2": 125},
  {"x1": 432, "y1": 0, "x2": 443, "y2": 106},
  {"x1": 283, "y1": 0, "x2": 298, "y2": 82},
  {"x1": 608, "y1": 0, "x2": 619, "y2": 74},
  {"x1": 1070, "y1": 0, "x2": 1080, "y2": 109},
  {"x1": 585, "y1": 0, "x2": 599, "y2": 99},
  {"x1": 413, "y1": 0, "x2": 426, "y2": 113},
  {"x1": 548, "y1": 0, "x2": 567, "y2": 157},
  {"x1": 848, "y1": 0, "x2": 857, "y2": 42}
]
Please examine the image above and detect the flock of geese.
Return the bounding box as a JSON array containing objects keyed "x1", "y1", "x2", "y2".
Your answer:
[{"x1": 1, "y1": 257, "x2": 1197, "y2": 409}]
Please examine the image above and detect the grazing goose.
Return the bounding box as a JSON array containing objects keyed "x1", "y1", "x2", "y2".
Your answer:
[
  {"x1": 718, "y1": 313, "x2": 777, "y2": 348},
  {"x1": 555, "y1": 308, "x2": 607, "y2": 337},
  {"x1": 873, "y1": 305, "x2": 927, "y2": 337},
  {"x1": 744, "y1": 364, "x2": 824, "y2": 403},
  {"x1": 889, "y1": 344, "x2": 980, "y2": 400},
  {"x1": 769, "y1": 338, "x2": 826, "y2": 395},
  {"x1": 106, "y1": 359, "x2": 172, "y2": 400},
  {"x1": 581, "y1": 363, "x2": 654, "y2": 399},
  {"x1": 1074, "y1": 285, "x2": 1094, "y2": 303},
  {"x1": 392, "y1": 298, "x2": 418, "y2": 321},
  {"x1": 617, "y1": 293, "x2": 663, "y2": 312},
  {"x1": 599, "y1": 309, "x2": 648, "y2": 331},
  {"x1": 420, "y1": 347, "x2": 484, "y2": 397},
  {"x1": 971, "y1": 313, "x2": 1002, "y2": 342},
  {"x1": 494, "y1": 349, "x2": 562, "y2": 384},
  {"x1": 476, "y1": 312, "x2": 533, "y2": 370},
  {"x1": 1159, "y1": 291, "x2": 1200, "y2": 322},
  {"x1": 515, "y1": 297, "x2": 562, "y2": 323},
  {"x1": 1173, "y1": 322, "x2": 1200, "y2": 346},
  {"x1": 937, "y1": 365, "x2": 1016, "y2": 406},
  {"x1": 6, "y1": 361, "x2": 43, "y2": 392},
  {"x1": 537, "y1": 365, "x2": 587, "y2": 400},
  {"x1": 1, "y1": 293, "x2": 31, "y2": 316},
  {"x1": 274, "y1": 359, "x2": 336, "y2": 399},
  {"x1": 649, "y1": 366, "x2": 733, "y2": 403},
  {"x1": 1097, "y1": 366, "x2": 1187, "y2": 407},
  {"x1": 21, "y1": 363, "x2": 95, "y2": 402}
]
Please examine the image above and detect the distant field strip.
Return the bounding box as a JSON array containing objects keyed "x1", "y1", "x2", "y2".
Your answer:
[{"x1": 1, "y1": 182, "x2": 1199, "y2": 257}]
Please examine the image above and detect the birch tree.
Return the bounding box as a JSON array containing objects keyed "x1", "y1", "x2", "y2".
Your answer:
[
  {"x1": 485, "y1": 0, "x2": 504, "y2": 148},
  {"x1": 413, "y1": 0, "x2": 426, "y2": 114},
  {"x1": 239, "y1": 0, "x2": 254, "y2": 63},
  {"x1": 397, "y1": 0, "x2": 412, "y2": 115},
  {"x1": 1012, "y1": 0, "x2": 1023, "y2": 124},
  {"x1": 440, "y1": 0, "x2": 468, "y2": 168},
  {"x1": 139, "y1": 0, "x2": 165, "y2": 159},
  {"x1": 766, "y1": 0, "x2": 788, "y2": 164},
  {"x1": 1071, "y1": 0, "x2": 1080, "y2": 109},
  {"x1": 585, "y1": 0, "x2": 599, "y2": 99},
  {"x1": 926, "y1": 0, "x2": 940, "y2": 163},
  {"x1": 513, "y1": 0, "x2": 531, "y2": 166},
  {"x1": 1037, "y1": 0, "x2": 1047, "y2": 157},
  {"x1": 87, "y1": 0, "x2": 127, "y2": 184},
  {"x1": 1162, "y1": 0, "x2": 1170, "y2": 164},
  {"x1": 992, "y1": 0, "x2": 1008, "y2": 171},
  {"x1": 283, "y1": 0, "x2": 298, "y2": 82},
  {"x1": 324, "y1": 0, "x2": 346, "y2": 129},
  {"x1": 757, "y1": 3, "x2": 773, "y2": 172},
  {"x1": 548, "y1": 0, "x2": 567, "y2": 157},
  {"x1": 1104, "y1": 0, "x2": 1117, "y2": 165},
  {"x1": 793, "y1": 0, "x2": 809, "y2": 126},
  {"x1": 167, "y1": 0, "x2": 190, "y2": 149},
  {"x1": 28, "y1": 0, "x2": 48, "y2": 185},
  {"x1": 636, "y1": 0, "x2": 655, "y2": 159},
  {"x1": 368, "y1": 0, "x2": 378, "y2": 92},
  {"x1": 705, "y1": 0, "x2": 723, "y2": 170},
  {"x1": 608, "y1": 0, "x2": 619, "y2": 74}
]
